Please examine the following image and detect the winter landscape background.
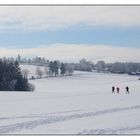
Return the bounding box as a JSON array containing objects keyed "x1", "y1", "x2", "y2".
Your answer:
[
  {"x1": 0, "y1": 6, "x2": 140, "y2": 135},
  {"x1": 0, "y1": 64, "x2": 139, "y2": 134}
]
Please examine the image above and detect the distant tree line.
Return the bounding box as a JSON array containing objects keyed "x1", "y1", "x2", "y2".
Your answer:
[
  {"x1": 0, "y1": 59, "x2": 34, "y2": 91},
  {"x1": 94, "y1": 61, "x2": 140, "y2": 75},
  {"x1": 73, "y1": 59, "x2": 140, "y2": 75},
  {"x1": 106, "y1": 62, "x2": 140, "y2": 75},
  {"x1": 2, "y1": 55, "x2": 140, "y2": 76}
]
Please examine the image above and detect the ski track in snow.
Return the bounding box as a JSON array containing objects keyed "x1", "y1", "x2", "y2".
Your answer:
[
  {"x1": 0, "y1": 105, "x2": 140, "y2": 134},
  {"x1": 79, "y1": 125, "x2": 140, "y2": 135},
  {"x1": 0, "y1": 109, "x2": 82, "y2": 121}
]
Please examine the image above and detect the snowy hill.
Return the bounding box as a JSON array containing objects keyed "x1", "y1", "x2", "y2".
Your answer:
[{"x1": 0, "y1": 64, "x2": 139, "y2": 134}]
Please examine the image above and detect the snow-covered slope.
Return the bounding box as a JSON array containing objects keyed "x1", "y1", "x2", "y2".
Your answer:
[{"x1": 0, "y1": 64, "x2": 139, "y2": 134}]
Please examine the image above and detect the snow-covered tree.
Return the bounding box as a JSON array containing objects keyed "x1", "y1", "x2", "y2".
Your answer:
[
  {"x1": 36, "y1": 67, "x2": 43, "y2": 78},
  {"x1": 22, "y1": 69, "x2": 29, "y2": 79}
]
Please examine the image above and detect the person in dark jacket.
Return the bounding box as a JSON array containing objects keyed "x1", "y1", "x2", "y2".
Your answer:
[
  {"x1": 112, "y1": 86, "x2": 115, "y2": 93},
  {"x1": 125, "y1": 86, "x2": 129, "y2": 94},
  {"x1": 116, "y1": 87, "x2": 120, "y2": 93}
]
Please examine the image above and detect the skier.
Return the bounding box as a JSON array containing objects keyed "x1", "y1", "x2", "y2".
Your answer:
[
  {"x1": 112, "y1": 86, "x2": 115, "y2": 93},
  {"x1": 125, "y1": 86, "x2": 129, "y2": 94},
  {"x1": 116, "y1": 87, "x2": 120, "y2": 93}
]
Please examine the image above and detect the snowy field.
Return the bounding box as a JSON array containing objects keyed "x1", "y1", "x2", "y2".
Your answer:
[{"x1": 0, "y1": 64, "x2": 140, "y2": 135}]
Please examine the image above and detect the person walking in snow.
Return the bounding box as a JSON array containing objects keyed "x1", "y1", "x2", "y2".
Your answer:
[
  {"x1": 116, "y1": 87, "x2": 120, "y2": 93},
  {"x1": 125, "y1": 86, "x2": 129, "y2": 94},
  {"x1": 112, "y1": 86, "x2": 115, "y2": 93}
]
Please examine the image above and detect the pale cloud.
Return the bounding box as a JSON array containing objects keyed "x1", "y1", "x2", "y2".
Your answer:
[
  {"x1": 0, "y1": 6, "x2": 140, "y2": 31},
  {"x1": 0, "y1": 43, "x2": 140, "y2": 63}
]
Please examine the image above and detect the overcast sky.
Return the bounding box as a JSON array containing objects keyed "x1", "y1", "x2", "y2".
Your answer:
[{"x1": 0, "y1": 6, "x2": 140, "y2": 62}]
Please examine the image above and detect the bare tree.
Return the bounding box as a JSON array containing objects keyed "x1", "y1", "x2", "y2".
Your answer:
[
  {"x1": 22, "y1": 69, "x2": 29, "y2": 79},
  {"x1": 65, "y1": 63, "x2": 74, "y2": 76},
  {"x1": 44, "y1": 66, "x2": 50, "y2": 77},
  {"x1": 36, "y1": 67, "x2": 43, "y2": 78}
]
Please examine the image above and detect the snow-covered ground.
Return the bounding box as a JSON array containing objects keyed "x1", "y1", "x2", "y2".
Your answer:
[{"x1": 0, "y1": 64, "x2": 140, "y2": 134}]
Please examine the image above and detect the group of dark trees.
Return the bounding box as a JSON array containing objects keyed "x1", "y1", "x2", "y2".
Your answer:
[
  {"x1": 35, "y1": 61, "x2": 74, "y2": 78},
  {"x1": 49, "y1": 61, "x2": 59, "y2": 77},
  {"x1": 0, "y1": 59, "x2": 34, "y2": 91},
  {"x1": 60, "y1": 63, "x2": 74, "y2": 76}
]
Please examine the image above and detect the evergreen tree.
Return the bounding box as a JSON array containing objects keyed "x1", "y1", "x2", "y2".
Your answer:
[
  {"x1": 0, "y1": 59, "x2": 34, "y2": 91},
  {"x1": 15, "y1": 76, "x2": 29, "y2": 91},
  {"x1": 54, "y1": 61, "x2": 59, "y2": 76}
]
